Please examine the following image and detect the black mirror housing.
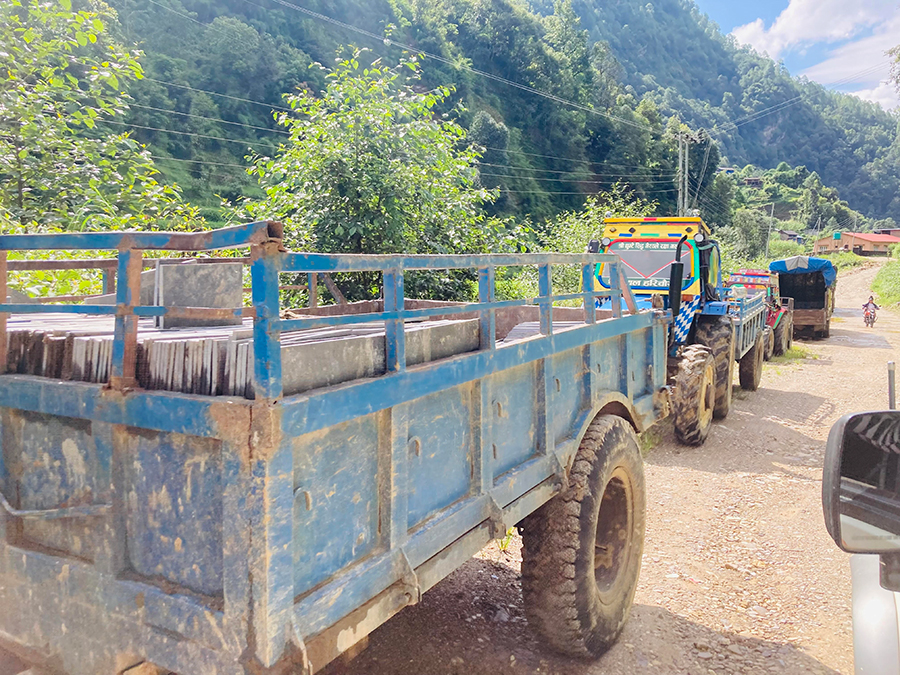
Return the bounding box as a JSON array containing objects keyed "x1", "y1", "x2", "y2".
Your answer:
[{"x1": 823, "y1": 411, "x2": 900, "y2": 555}]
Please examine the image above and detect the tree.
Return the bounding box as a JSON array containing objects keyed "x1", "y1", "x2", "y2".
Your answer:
[
  {"x1": 241, "y1": 50, "x2": 496, "y2": 256},
  {"x1": 718, "y1": 207, "x2": 770, "y2": 261},
  {"x1": 0, "y1": 0, "x2": 197, "y2": 230},
  {"x1": 238, "y1": 49, "x2": 501, "y2": 300},
  {"x1": 891, "y1": 45, "x2": 899, "y2": 93}
]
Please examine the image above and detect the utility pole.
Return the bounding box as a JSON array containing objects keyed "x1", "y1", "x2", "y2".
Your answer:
[
  {"x1": 676, "y1": 130, "x2": 702, "y2": 217},
  {"x1": 764, "y1": 202, "x2": 776, "y2": 259},
  {"x1": 677, "y1": 133, "x2": 684, "y2": 217}
]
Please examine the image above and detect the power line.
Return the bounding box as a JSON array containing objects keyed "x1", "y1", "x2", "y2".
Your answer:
[
  {"x1": 249, "y1": 0, "x2": 655, "y2": 132},
  {"x1": 479, "y1": 171, "x2": 676, "y2": 185},
  {"x1": 104, "y1": 120, "x2": 278, "y2": 150},
  {"x1": 146, "y1": 0, "x2": 202, "y2": 25},
  {"x1": 143, "y1": 77, "x2": 294, "y2": 113},
  {"x1": 150, "y1": 154, "x2": 250, "y2": 169},
  {"x1": 712, "y1": 62, "x2": 892, "y2": 134},
  {"x1": 130, "y1": 103, "x2": 289, "y2": 135},
  {"x1": 477, "y1": 161, "x2": 676, "y2": 179}
]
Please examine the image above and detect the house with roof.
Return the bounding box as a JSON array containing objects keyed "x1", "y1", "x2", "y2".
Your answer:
[
  {"x1": 813, "y1": 232, "x2": 900, "y2": 256},
  {"x1": 776, "y1": 228, "x2": 802, "y2": 243}
]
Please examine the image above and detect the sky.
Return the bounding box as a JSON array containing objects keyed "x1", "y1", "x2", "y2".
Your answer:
[{"x1": 693, "y1": 0, "x2": 900, "y2": 110}]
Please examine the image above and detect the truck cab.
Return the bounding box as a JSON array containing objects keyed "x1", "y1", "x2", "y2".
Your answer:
[
  {"x1": 595, "y1": 217, "x2": 727, "y2": 316},
  {"x1": 590, "y1": 216, "x2": 768, "y2": 447}
]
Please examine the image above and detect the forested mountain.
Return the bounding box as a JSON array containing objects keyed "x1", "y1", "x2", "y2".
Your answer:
[
  {"x1": 528, "y1": 0, "x2": 900, "y2": 223},
  {"x1": 108, "y1": 0, "x2": 899, "y2": 225}
]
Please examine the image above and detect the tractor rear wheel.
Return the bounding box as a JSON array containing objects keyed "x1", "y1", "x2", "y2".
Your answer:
[
  {"x1": 773, "y1": 315, "x2": 791, "y2": 356},
  {"x1": 672, "y1": 345, "x2": 716, "y2": 446},
  {"x1": 521, "y1": 415, "x2": 645, "y2": 657},
  {"x1": 696, "y1": 317, "x2": 735, "y2": 420},
  {"x1": 739, "y1": 330, "x2": 764, "y2": 391},
  {"x1": 762, "y1": 326, "x2": 774, "y2": 361}
]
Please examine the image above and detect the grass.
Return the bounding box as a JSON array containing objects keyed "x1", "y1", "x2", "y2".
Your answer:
[
  {"x1": 823, "y1": 251, "x2": 868, "y2": 271},
  {"x1": 769, "y1": 344, "x2": 816, "y2": 364},
  {"x1": 639, "y1": 427, "x2": 662, "y2": 456},
  {"x1": 873, "y1": 260, "x2": 900, "y2": 306}
]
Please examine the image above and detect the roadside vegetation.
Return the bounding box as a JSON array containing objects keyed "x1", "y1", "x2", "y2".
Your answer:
[{"x1": 873, "y1": 262, "x2": 900, "y2": 306}]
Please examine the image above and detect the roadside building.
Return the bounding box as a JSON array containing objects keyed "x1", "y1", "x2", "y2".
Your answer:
[
  {"x1": 776, "y1": 228, "x2": 802, "y2": 243},
  {"x1": 813, "y1": 232, "x2": 900, "y2": 256},
  {"x1": 874, "y1": 227, "x2": 900, "y2": 238}
]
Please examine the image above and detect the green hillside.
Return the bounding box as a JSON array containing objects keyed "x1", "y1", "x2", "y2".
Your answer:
[{"x1": 108, "y1": 0, "x2": 899, "y2": 226}]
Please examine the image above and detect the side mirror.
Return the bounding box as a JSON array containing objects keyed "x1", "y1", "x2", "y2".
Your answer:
[
  {"x1": 587, "y1": 240, "x2": 600, "y2": 253},
  {"x1": 823, "y1": 411, "x2": 900, "y2": 555}
]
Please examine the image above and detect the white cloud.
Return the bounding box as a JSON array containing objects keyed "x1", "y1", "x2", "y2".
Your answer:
[
  {"x1": 851, "y1": 81, "x2": 900, "y2": 110},
  {"x1": 798, "y1": 11, "x2": 900, "y2": 109},
  {"x1": 732, "y1": 0, "x2": 897, "y2": 59}
]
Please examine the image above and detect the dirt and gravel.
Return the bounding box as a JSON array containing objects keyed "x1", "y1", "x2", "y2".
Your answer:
[{"x1": 326, "y1": 262, "x2": 895, "y2": 675}]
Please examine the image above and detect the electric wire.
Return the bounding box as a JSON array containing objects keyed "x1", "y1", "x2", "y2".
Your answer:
[
  {"x1": 246, "y1": 0, "x2": 655, "y2": 132},
  {"x1": 104, "y1": 119, "x2": 278, "y2": 150}
]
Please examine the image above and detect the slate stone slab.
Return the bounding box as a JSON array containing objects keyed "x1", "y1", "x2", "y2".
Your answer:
[{"x1": 155, "y1": 261, "x2": 243, "y2": 329}]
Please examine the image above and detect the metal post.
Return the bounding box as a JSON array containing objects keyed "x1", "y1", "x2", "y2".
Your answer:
[
  {"x1": 383, "y1": 268, "x2": 405, "y2": 372},
  {"x1": 477, "y1": 266, "x2": 497, "y2": 349},
  {"x1": 250, "y1": 241, "x2": 284, "y2": 400},
  {"x1": 582, "y1": 263, "x2": 596, "y2": 325},
  {"x1": 0, "y1": 251, "x2": 6, "y2": 375},
  {"x1": 889, "y1": 361, "x2": 896, "y2": 410},
  {"x1": 110, "y1": 248, "x2": 142, "y2": 389},
  {"x1": 538, "y1": 264, "x2": 552, "y2": 335}
]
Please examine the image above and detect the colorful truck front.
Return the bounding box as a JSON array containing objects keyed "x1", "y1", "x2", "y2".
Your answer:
[{"x1": 593, "y1": 216, "x2": 767, "y2": 446}]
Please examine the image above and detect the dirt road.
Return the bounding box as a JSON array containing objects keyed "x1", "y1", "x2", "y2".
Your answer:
[{"x1": 328, "y1": 263, "x2": 895, "y2": 675}]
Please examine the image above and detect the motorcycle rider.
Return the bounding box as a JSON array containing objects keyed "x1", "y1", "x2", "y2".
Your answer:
[{"x1": 862, "y1": 296, "x2": 879, "y2": 325}]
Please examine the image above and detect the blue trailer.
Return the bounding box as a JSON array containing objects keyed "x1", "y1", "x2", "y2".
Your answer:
[{"x1": 0, "y1": 222, "x2": 670, "y2": 675}]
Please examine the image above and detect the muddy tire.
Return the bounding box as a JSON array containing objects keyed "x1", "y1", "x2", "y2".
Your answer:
[
  {"x1": 739, "y1": 330, "x2": 764, "y2": 391},
  {"x1": 672, "y1": 345, "x2": 716, "y2": 446},
  {"x1": 696, "y1": 317, "x2": 735, "y2": 420},
  {"x1": 773, "y1": 315, "x2": 791, "y2": 356},
  {"x1": 521, "y1": 415, "x2": 645, "y2": 657},
  {"x1": 762, "y1": 326, "x2": 774, "y2": 361}
]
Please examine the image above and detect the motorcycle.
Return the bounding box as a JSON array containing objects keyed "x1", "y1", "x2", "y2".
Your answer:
[{"x1": 864, "y1": 307, "x2": 876, "y2": 328}]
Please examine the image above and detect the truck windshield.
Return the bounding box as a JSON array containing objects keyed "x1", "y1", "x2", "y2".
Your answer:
[{"x1": 601, "y1": 240, "x2": 692, "y2": 290}]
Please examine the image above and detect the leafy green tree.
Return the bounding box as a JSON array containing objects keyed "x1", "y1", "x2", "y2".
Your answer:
[
  {"x1": 238, "y1": 49, "x2": 499, "y2": 300},
  {"x1": 718, "y1": 207, "x2": 770, "y2": 260},
  {"x1": 241, "y1": 50, "x2": 495, "y2": 254},
  {"x1": 703, "y1": 172, "x2": 735, "y2": 230},
  {"x1": 0, "y1": 0, "x2": 197, "y2": 230}
]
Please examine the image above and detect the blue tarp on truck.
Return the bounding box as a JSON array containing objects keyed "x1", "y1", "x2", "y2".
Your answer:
[{"x1": 769, "y1": 256, "x2": 837, "y2": 288}]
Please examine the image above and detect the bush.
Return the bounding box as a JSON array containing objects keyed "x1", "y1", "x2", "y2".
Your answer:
[
  {"x1": 873, "y1": 261, "x2": 900, "y2": 306},
  {"x1": 823, "y1": 251, "x2": 867, "y2": 271}
]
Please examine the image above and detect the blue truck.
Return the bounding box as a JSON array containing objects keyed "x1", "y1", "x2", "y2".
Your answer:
[
  {"x1": 0, "y1": 222, "x2": 671, "y2": 675},
  {"x1": 595, "y1": 216, "x2": 768, "y2": 446}
]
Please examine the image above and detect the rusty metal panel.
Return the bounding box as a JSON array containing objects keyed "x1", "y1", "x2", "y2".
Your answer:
[
  {"x1": 548, "y1": 348, "x2": 591, "y2": 448},
  {"x1": 121, "y1": 429, "x2": 224, "y2": 597},
  {"x1": 489, "y1": 362, "x2": 539, "y2": 478},
  {"x1": 406, "y1": 385, "x2": 474, "y2": 529},
  {"x1": 291, "y1": 414, "x2": 380, "y2": 598}
]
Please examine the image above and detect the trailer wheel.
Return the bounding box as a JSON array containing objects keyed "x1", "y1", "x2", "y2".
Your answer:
[
  {"x1": 773, "y1": 314, "x2": 793, "y2": 355},
  {"x1": 739, "y1": 330, "x2": 764, "y2": 391},
  {"x1": 520, "y1": 415, "x2": 645, "y2": 658},
  {"x1": 695, "y1": 317, "x2": 734, "y2": 420},
  {"x1": 672, "y1": 345, "x2": 716, "y2": 445}
]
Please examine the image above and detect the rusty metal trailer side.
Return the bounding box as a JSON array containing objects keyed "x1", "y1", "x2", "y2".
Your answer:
[{"x1": 0, "y1": 223, "x2": 669, "y2": 675}]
